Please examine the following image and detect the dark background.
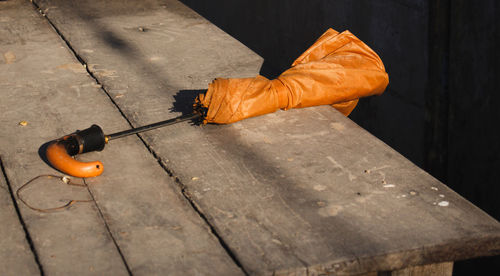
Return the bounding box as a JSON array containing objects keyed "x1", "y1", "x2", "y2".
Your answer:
[{"x1": 180, "y1": 0, "x2": 499, "y2": 274}]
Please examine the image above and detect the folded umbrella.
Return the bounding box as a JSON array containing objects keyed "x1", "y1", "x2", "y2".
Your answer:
[{"x1": 195, "y1": 28, "x2": 389, "y2": 124}]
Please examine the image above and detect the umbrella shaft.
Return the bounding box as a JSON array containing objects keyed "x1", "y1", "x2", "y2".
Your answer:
[{"x1": 106, "y1": 113, "x2": 200, "y2": 141}]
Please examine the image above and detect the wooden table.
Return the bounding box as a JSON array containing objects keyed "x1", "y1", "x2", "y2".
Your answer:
[{"x1": 1, "y1": 0, "x2": 499, "y2": 275}]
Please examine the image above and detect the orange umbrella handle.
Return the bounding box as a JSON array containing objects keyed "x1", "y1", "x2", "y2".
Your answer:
[
  {"x1": 46, "y1": 141, "x2": 104, "y2": 178},
  {"x1": 45, "y1": 125, "x2": 106, "y2": 178}
]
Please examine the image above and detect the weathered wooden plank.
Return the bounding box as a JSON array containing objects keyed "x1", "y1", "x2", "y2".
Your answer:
[
  {"x1": 33, "y1": 0, "x2": 500, "y2": 275},
  {"x1": 1, "y1": 0, "x2": 242, "y2": 275},
  {"x1": 0, "y1": 1, "x2": 129, "y2": 274},
  {"x1": 166, "y1": 107, "x2": 500, "y2": 275},
  {"x1": 0, "y1": 162, "x2": 40, "y2": 275}
]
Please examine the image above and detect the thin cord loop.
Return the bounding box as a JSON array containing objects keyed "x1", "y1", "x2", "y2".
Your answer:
[{"x1": 16, "y1": 174, "x2": 92, "y2": 213}]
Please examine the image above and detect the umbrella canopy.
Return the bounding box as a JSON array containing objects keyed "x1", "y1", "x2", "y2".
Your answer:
[{"x1": 195, "y1": 28, "x2": 389, "y2": 124}]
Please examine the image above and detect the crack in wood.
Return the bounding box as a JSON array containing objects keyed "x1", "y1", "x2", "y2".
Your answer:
[
  {"x1": 82, "y1": 178, "x2": 133, "y2": 276},
  {"x1": 0, "y1": 156, "x2": 45, "y2": 275},
  {"x1": 29, "y1": 2, "x2": 134, "y2": 274}
]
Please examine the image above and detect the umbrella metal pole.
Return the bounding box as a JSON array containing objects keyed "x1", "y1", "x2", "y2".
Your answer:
[{"x1": 106, "y1": 113, "x2": 200, "y2": 141}]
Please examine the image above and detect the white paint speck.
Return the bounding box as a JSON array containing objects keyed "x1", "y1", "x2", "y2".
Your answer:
[
  {"x1": 431, "y1": 187, "x2": 438, "y2": 191},
  {"x1": 401, "y1": 194, "x2": 407, "y2": 198},
  {"x1": 271, "y1": 239, "x2": 282, "y2": 245},
  {"x1": 318, "y1": 205, "x2": 343, "y2": 217},
  {"x1": 383, "y1": 184, "x2": 395, "y2": 188},
  {"x1": 438, "y1": 201, "x2": 449, "y2": 207},
  {"x1": 313, "y1": 185, "x2": 327, "y2": 191},
  {"x1": 439, "y1": 194, "x2": 445, "y2": 198},
  {"x1": 149, "y1": 56, "x2": 163, "y2": 62}
]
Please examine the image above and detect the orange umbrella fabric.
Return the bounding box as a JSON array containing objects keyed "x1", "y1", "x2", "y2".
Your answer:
[{"x1": 195, "y1": 28, "x2": 389, "y2": 124}]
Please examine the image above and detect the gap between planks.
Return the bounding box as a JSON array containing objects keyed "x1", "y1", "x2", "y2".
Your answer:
[{"x1": 0, "y1": 156, "x2": 44, "y2": 275}]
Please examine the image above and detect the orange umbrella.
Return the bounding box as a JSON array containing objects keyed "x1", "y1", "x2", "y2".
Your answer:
[{"x1": 195, "y1": 28, "x2": 389, "y2": 124}]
